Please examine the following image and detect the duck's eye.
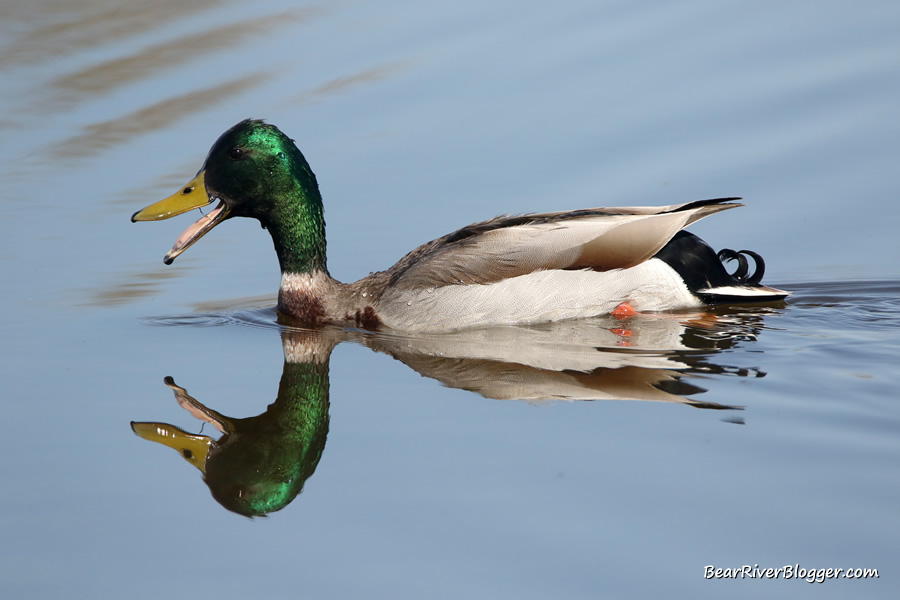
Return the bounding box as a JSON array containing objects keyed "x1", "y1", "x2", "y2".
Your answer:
[{"x1": 229, "y1": 147, "x2": 245, "y2": 160}]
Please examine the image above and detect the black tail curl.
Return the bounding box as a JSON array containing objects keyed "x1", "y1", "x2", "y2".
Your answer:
[
  {"x1": 654, "y1": 231, "x2": 772, "y2": 293},
  {"x1": 716, "y1": 249, "x2": 766, "y2": 285}
]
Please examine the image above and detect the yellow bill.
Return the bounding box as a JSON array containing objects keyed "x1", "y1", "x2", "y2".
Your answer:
[
  {"x1": 131, "y1": 172, "x2": 210, "y2": 221},
  {"x1": 131, "y1": 170, "x2": 231, "y2": 264},
  {"x1": 131, "y1": 421, "x2": 214, "y2": 473}
]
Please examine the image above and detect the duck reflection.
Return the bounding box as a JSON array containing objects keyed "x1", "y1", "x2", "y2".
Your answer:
[
  {"x1": 132, "y1": 308, "x2": 776, "y2": 515},
  {"x1": 132, "y1": 327, "x2": 336, "y2": 517},
  {"x1": 357, "y1": 311, "x2": 765, "y2": 405}
]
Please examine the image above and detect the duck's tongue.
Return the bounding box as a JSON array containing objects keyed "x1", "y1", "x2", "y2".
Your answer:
[{"x1": 164, "y1": 200, "x2": 229, "y2": 264}]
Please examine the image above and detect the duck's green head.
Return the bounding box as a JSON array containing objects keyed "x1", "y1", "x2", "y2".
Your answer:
[{"x1": 132, "y1": 119, "x2": 326, "y2": 271}]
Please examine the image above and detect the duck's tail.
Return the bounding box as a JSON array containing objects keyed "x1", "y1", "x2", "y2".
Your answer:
[{"x1": 654, "y1": 231, "x2": 790, "y2": 304}]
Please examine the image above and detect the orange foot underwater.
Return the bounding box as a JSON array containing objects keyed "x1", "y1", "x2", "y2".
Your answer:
[{"x1": 611, "y1": 302, "x2": 638, "y2": 318}]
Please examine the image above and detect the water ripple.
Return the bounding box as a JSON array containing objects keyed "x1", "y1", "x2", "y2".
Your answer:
[
  {"x1": 787, "y1": 279, "x2": 900, "y2": 330},
  {"x1": 143, "y1": 306, "x2": 281, "y2": 330}
]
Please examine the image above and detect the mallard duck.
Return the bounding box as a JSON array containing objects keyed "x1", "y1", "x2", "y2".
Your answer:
[{"x1": 132, "y1": 119, "x2": 788, "y2": 332}]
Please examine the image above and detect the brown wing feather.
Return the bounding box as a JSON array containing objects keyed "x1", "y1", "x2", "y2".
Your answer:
[{"x1": 383, "y1": 198, "x2": 741, "y2": 291}]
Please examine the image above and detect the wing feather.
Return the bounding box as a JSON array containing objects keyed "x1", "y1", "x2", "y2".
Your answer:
[{"x1": 385, "y1": 199, "x2": 741, "y2": 291}]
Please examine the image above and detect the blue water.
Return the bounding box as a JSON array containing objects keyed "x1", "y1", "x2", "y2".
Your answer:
[{"x1": 1, "y1": 1, "x2": 898, "y2": 598}]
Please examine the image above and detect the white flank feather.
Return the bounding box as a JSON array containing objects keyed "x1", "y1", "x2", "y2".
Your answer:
[{"x1": 379, "y1": 258, "x2": 701, "y2": 332}]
